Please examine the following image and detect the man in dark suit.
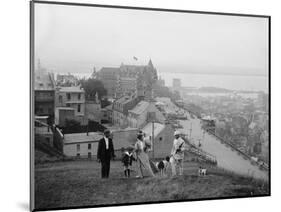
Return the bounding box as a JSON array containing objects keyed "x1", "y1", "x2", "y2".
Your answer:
[{"x1": 97, "y1": 129, "x2": 115, "y2": 178}]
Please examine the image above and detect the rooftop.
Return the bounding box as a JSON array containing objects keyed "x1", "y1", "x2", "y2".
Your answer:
[
  {"x1": 34, "y1": 72, "x2": 55, "y2": 90},
  {"x1": 129, "y1": 101, "x2": 150, "y2": 115},
  {"x1": 142, "y1": 122, "x2": 165, "y2": 138},
  {"x1": 56, "y1": 107, "x2": 75, "y2": 111},
  {"x1": 115, "y1": 96, "x2": 134, "y2": 105},
  {"x1": 58, "y1": 86, "x2": 84, "y2": 93},
  {"x1": 99, "y1": 67, "x2": 120, "y2": 75},
  {"x1": 64, "y1": 132, "x2": 103, "y2": 144}
]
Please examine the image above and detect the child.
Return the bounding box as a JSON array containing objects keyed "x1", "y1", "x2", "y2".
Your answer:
[{"x1": 121, "y1": 148, "x2": 135, "y2": 178}]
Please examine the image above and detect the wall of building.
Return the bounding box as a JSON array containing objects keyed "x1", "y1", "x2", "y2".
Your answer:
[
  {"x1": 35, "y1": 90, "x2": 55, "y2": 121},
  {"x1": 56, "y1": 90, "x2": 85, "y2": 116},
  {"x1": 113, "y1": 110, "x2": 128, "y2": 128},
  {"x1": 63, "y1": 141, "x2": 99, "y2": 158},
  {"x1": 128, "y1": 102, "x2": 166, "y2": 128},
  {"x1": 147, "y1": 124, "x2": 174, "y2": 159}
]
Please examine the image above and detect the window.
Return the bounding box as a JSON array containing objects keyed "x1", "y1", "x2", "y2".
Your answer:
[
  {"x1": 59, "y1": 95, "x2": 62, "y2": 103},
  {"x1": 67, "y1": 93, "x2": 71, "y2": 100},
  {"x1": 88, "y1": 152, "x2": 92, "y2": 158},
  {"x1": 66, "y1": 103, "x2": 70, "y2": 107},
  {"x1": 77, "y1": 144, "x2": 80, "y2": 152},
  {"x1": 78, "y1": 93, "x2": 81, "y2": 100},
  {"x1": 88, "y1": 143, "x2": 91, "y2": 150},
  {"x1": 78, "y1": 104, "x2": 81, "y2": 112},
  {"x1": 76, "y1": 153, "x2": 80, "y2": 158}
]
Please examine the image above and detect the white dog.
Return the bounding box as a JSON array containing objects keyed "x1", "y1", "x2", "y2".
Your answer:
[{"x1": 198, "y1": 167, "x2": 207, "y2": 176}]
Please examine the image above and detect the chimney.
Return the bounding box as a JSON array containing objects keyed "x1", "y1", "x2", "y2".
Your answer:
[{"x1": 87, "y1": 119, "x2": 89, "y2": 136}]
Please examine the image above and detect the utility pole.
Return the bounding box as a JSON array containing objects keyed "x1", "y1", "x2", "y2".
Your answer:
[
  {"x1": 189, "y1": 122, "x2": 192, "y2": 140},
  {"x1": 152, "y1": 121, "x2": 155, "y2": 159}
]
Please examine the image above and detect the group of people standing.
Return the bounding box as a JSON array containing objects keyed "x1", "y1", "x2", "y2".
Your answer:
[{"x1": 97, "y1": 129, "x2": 186, "y2": 179}]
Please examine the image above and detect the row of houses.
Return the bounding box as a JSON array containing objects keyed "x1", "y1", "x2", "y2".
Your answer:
[
  {"x1": 34, "y1": 64, "x2": 102, "y2": 127},
  {"x1": 62, "y1": 122, "x2": 174, "y2": 159},
  {"x1": 34, "y1": 60, "x2": 176, "y2": 159}
]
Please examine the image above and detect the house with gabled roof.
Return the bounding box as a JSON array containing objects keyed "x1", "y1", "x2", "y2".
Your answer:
[{"x1": 127, "y1": 100, "x2": 166, "y2": 129}]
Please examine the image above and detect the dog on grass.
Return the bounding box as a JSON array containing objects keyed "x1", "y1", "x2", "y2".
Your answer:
[
  {"x1": 156, "y1": 156, "x2": 170, "y2": 176},
  {"x1": 198, "y1": 166, "x2": 207, "y2": 176}
]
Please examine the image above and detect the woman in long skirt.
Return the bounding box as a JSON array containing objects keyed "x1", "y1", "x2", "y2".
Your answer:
[{"x1": 134, "y1": 131, "x2": 155, "y2": 178}]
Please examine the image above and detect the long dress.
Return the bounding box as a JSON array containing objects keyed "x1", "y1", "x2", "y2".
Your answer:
[{"x1": 135, "y1": 139, "x2": 155, "y2": 177}]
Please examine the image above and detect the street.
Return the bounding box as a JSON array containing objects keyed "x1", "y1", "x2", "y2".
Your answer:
[{"x1": 158, "y1": 97, "x2": 268, "y2": 180}]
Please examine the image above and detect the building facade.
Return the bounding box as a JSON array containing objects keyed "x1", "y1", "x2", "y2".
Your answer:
[
  {"x1": 142, "y1": 122, "x2": 174, "y2": 159},
  {"x1": 55, "y1": 86, "x2": 85, "y2": 116},
  {"x1": 63, "y1": 132, "x2": 103, "y2": 158},
  {"x1": 97, "y1": 59, "x2": 158, "y2": 100},
  {"x1": 34, "y1": 69, "x2": 56, "y2": 124},
  {"x1": 127, "y1": 101, "x2": 166, "y2": 129},
  {"x1": 96, "y1": 67, "x2": 120, "y2": 98},
  {"x1": 112, "y1": 96, "x2": 141, "y2": 128}
]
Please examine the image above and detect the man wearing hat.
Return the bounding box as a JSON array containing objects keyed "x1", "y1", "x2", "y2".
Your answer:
[
  {"x1": 170, "y1": 130, "x2": 185, "y2": 176},
  {"x1": 97, "y1": 129, "x2": 115, "y2": 178}
]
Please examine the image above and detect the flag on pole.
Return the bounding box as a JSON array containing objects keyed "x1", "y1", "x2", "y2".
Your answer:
[{"x1": 133, "y1": 56, "x2": 138, "y2": 61}]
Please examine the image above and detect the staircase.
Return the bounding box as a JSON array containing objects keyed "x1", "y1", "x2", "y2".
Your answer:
[{"x1": 181, "y1": 136, "x2": 217, "y2": 165}]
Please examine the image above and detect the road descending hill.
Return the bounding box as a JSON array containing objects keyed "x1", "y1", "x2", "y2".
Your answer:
[{"x1": 34, "y1": 160, "x2": 269, "y2": 210}]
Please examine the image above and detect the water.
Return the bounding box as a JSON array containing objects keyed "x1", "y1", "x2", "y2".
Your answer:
[
  {"x1": 160, "y1": 72, "x2": 268, "y2": 93},
  {"x1": 55, "y1": 71, "x2": 269, "y2": 94}
]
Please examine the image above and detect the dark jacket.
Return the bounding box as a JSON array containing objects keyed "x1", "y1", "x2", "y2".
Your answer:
[
  {"x1": 122, "y1": 152, "x2": 135, "y2": 166},
  {"x1": 97, "y1": 137, "x2": 115, "y2": 161}
]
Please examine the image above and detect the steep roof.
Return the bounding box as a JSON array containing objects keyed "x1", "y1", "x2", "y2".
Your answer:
[
  {"x1": 34, "y1": 72, "x2": 55, "y2": 90},
  {"x1": 128, "y1": 101, "x2": 150, "y2": 115},
  {"x1": 115, "y1": 96, "x2": 134, "y2": 105},
  {"x1": 99, "y1": 67, "x2": 120, "y2": 75},
  {"x1": 142, "y1": 122, "x2": 165, "y2": 138}
]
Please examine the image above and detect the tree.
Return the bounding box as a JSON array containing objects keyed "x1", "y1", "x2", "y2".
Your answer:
[{"x1": 79, "y1": 78, "x2": 107, "y2": 101}]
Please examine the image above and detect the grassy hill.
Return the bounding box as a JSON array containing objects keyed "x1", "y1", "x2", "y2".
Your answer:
[{"x1": 34, "y1": 160, "x2": 269, "y2": 210}]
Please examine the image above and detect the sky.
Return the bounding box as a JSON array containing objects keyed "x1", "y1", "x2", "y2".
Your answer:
[{"x1": 34, "y1": 3, "x2": 269, "y2": 77}]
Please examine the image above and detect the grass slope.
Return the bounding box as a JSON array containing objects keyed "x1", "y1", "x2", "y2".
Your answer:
[{"x1": 35, "y1": 160, "x2": 269, "y2": 210}]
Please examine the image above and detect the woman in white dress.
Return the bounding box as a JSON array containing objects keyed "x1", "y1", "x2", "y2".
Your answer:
[{"x1": 134, "y1": 131, "x2": 155, "y2": 178}]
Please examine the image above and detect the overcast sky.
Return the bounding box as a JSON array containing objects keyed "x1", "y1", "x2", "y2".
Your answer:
[{"x1": 34, "y1": 3, "x2": 269, "y2": 76}]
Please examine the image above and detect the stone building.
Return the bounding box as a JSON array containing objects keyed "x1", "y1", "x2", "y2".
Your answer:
[
  {"x1": 96, "y1": 67, "x2": 120, "y2": 98},
  {"x1": 112, "y1": 96, "x2": 141, "y2": 128},
  {"x1": 97, "y1": 59, "x2": 158, "y2": 100}
]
